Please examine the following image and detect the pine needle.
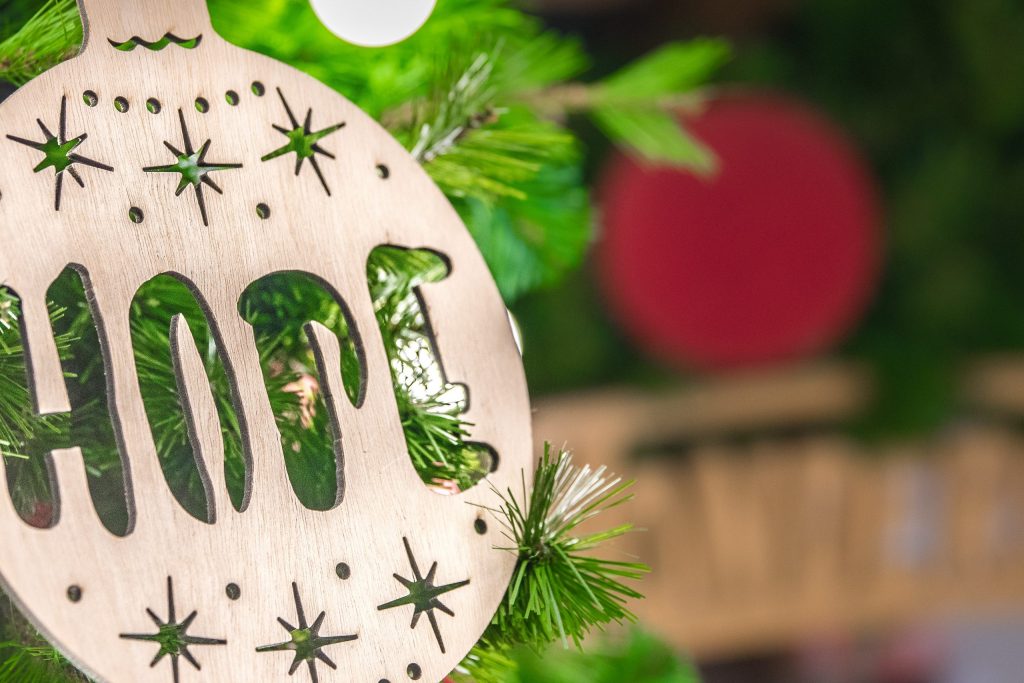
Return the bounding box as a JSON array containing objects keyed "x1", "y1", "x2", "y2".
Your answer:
[
  {"x1": 482, "y1": 445, "x2": 649, "y2": 650},
  {"x1": 0, "y1": 0, "x2": 81, "y2": 86},
  {"x1": 0, "y1": 606, "x2": 87, "y2": 683},
  {"x1": 0, "y1": 287, "x2": 79, "y2": 521},
  {"x1": 0, "y1": 642, "x2": 80, "y2": 683}
]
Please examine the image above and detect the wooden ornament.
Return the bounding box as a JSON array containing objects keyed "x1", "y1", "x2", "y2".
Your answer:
[{"x1": 0, "y1": 1, "x2": 532, "y2": 682}]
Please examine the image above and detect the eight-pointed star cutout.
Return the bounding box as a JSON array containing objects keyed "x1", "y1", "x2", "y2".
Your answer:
[
  {"x1": 377, "y1": 537, "x2": 471, "y2": 654},
  {"x1": 257, "y1": 582, "x2": 358, "y2": 683},
  {"x1": 261, "y1": 87, "x2": 345, "y2": 195},
  {"x1": 6, "y1": 95, "x2": 113, "y2": 211},
  {"x1": 120, "y1": 577, "x2": 227, "y2": 683},
  {"x1": 144, "y1": 109, "x2": 242, "y2": 226}
]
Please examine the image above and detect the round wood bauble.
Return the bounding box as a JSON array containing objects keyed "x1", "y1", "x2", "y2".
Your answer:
[{"x1": 0, "y1": 1, "x2": 531, "y2": 682}]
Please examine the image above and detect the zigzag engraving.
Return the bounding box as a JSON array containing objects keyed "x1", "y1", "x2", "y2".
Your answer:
[{"x1": 108, "y1": 33, "x2": 202, "y2": 51}]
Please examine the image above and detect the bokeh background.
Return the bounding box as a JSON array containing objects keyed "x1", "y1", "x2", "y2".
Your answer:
[
  {"x1": 0, "y1": 0, "x2": 1022, "y2": 680},
  {"x1": 519, "y1": 0, "x2": 1024, "y2": 681}
]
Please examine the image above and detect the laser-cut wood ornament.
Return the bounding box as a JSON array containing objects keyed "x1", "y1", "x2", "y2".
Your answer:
[{"x1": 0, "y1": 1, "x2": 532, "y2": 681}]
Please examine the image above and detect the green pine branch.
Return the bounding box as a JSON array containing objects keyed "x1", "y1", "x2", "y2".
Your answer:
[
  {"x1": 506, "y1": 630, "x2": 700, "y2": 683},
  {"x1": 479, "y1": 445, "x2": 649, "y2": 651},
  {"x1": 0, "y1": 642, "x2": 84, "y2": 683},
  {"x1": 0, "y1": 599, "x2": 87, "y2": 683},
  {"x1": 0, "y1": 0, "x2": 80, "y2": 86},
  {"x1": 0, "y1": 289, "x2": 83, "y2": 521}
]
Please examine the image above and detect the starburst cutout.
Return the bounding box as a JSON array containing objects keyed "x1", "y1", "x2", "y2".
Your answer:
[
  {"x1": 377, "y1": 537, "x2": 471, "y2": 654},
  {"x1": 261, "y1": 88, "x2": 345, "y2": 195},
  {"x1": 6, "y1": 95, "x2": 113, "y2": 211},
  {"x1": 120, "y1": 577, "x2": 227, "y2": 683},
  {"x1": 144, "y1": 109, "x2": 242, "y2": 226},
  {"x1": 256, "y1": 582, "x2": 358, "y2": 683}
]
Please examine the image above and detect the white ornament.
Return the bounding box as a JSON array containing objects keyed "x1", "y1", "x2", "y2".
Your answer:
[{"x1": 310, "y1": 0, "x2": 438, "y2": 47}]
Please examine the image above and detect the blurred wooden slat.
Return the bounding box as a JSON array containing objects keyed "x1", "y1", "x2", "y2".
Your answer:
[
  {"x1": 964, "y1": 355, "x2": 1024, "y2": 415},
  {"x1": 533, "y1": 361, "x2": 872, "y2": 448},
  {"x1": 534, "y1": 361, "x2": 1024, "y2": 659}
]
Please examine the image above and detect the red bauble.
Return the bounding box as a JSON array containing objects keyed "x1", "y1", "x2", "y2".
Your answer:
[{"x1": 598, "y1": 92, "x2": 881, "y2": 370}]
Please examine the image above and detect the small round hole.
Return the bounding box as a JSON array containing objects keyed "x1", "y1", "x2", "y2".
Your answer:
[
  {"x1": 67, "y1": 585, "x2": 82, "y2": 603},
  {"x1": 146, "y1": 98, "x2": 161, "y2": 114},
  {"x1": 335, "y1": 562, "x2": 351, "y2": 580},
  {"x1": 251, "y1": 81, "x2": 266, "y2": 96},
  {"x1": 256, "y1": 202, "x2": 271, "y2": 219},
  {"x1": 82, "y1": 90, "x2": 98, "y2": 107},
  {"x1": 226, "y1": 583, "x2": 241, "y2": 600},
  {"x1": 474, "y1": 518, "x2": 488, "y2": 535},
  {"x1": 113, "y1": 96, "x2": 129, "y2": 113},
  {"x1": 379, "y1": 680, "x2": 391, "y2": 683},
  {"x1": 195, "y1": 97, "x2": 210, "y2": 113},
  {"x1": 407, "y1": 664, "x2": 422, "y2": 680},
  {"x1": 128, "y1": 207, "x2": 144, "y2": 224},
  {"x1": 225, "y1": 90, "x2": 240, "y2": 106},
  {"x1": 376, "y1": 164, "x2": 390, "y2": 179}
]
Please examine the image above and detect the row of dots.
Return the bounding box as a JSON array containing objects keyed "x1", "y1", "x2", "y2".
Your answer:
[
  {"x1": 65, "y1": 512, "x2": 485, "y2": 604},
  {"x1": 127, "y1": 202, "x2": 271, "y2": 224},
  {"x1": 82, "y1": 81, "x2": 267, "y2": 114}
]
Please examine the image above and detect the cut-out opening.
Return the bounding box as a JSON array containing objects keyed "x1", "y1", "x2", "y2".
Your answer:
[
  {"x1": 407, "y1": 663, "x2": 422, "y2": 680},
  {"x1": 367, "y1": 246, "x2": 498, "y2": 493},
  {"x1": 251, "y1": 81, "x2": 265, "y2": 97},
  {"x1": 146, "y1": 97, "x2": 161, "y2": 114},
  {"x1": 82, "y1": 90, "x2": 98, "y2": 107},
  {"x1": 128, "y1": 206, "x2": 144, "y2": 224},
  {"x1": 239, "y1": 272, "x2": 366, "y2": 510},
  {"x1": 6, "y1": 96, "x2": 114, "y2": 212},
  {"x1": 142, "y1": 109, "x2": 243, "y2": 227},
  {"x1": 376, "y1": 164, "x2": 390, "y2": 179},
  {"x1": 195, "y1": 97, "x2": 210, "y2": 113},
  {"x1": 49, "y1": 268, "x2": 131, "y2": 535},
  {"x1": 226, "y1": 583, "x2": 241, "y2": 600},
  {"x1": 109, "y1": 33, "x2": 202, "y2": 51},
  {"x1": 1, "y1": 270, "x2": 129, "y2": 534},
  {"x1": 113, "y1": 96, "x2": 129, "y2": 113},
  {"x1": 256, "y1": 202, "x2": 270, "y2": 219},
  {"x1": 67, "y1": 585, "x2": 82, "y2": 602},
  {"x1": 474, "y1": 518, "x2": 488, "y2": 535},
  {"x1": 256, "y1": 581, "x2": 358, "y2": 673},
  {"x1": 377, "y1": 536, "x2": 470, "y2": 654},
  {"x1": 336, "y1": 562, "x2": 351, "y2": 580},
  {"x1": 0, "y1": 250, "x2": 516, "y2": 529},
  {"x1": 259, "y1": 88, "x2": 345, "y2": 196},
  {"x1": 131, "y1": 274, "x2": 247, "y2": 519},
  {"x1": 119, "y1": 576, "x2": 226, "y2": 671},
  {"x1": 0, "y1": 283, "x2": 62, "y2": 528},
  {"x1": 225, "y1": 90, "x2": 239, "y2": 106}
]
